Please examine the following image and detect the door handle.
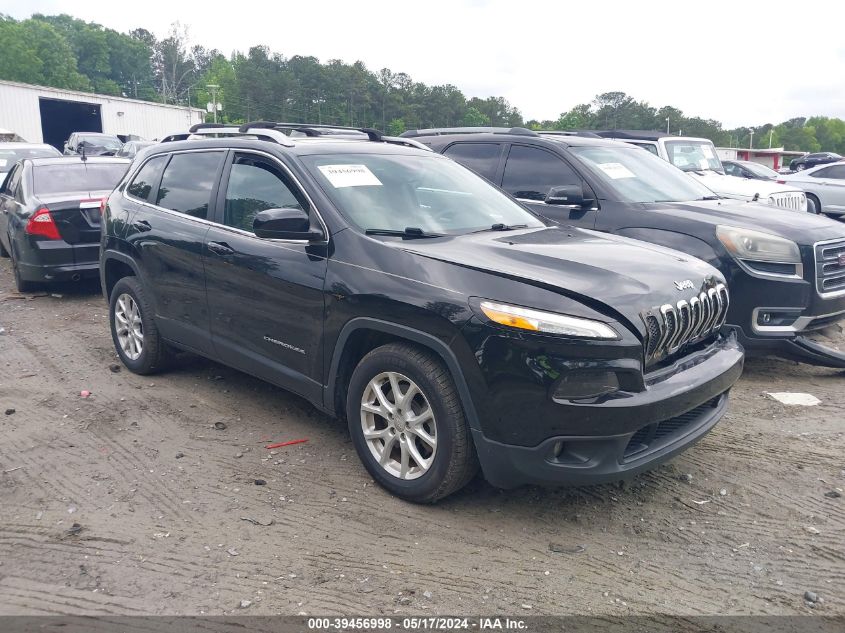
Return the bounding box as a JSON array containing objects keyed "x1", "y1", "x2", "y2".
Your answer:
[
  {"x1": 207, "y1": 241, "x2": 235, "y2": 256},
  {"x1": 132, "y1": 219, "x2": 152, "y2": 232}
]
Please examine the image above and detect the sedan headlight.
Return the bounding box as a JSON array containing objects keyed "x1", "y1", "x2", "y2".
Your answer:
[
  {"x1": 716, "y1": 225, "x2": 801, "y2": 263},
  {"x1": 478, "y1": 301, "x2": 619, "y2": 339}
]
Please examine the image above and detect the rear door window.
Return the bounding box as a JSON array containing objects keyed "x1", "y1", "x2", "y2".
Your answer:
[
  {"x1": 812, "y1": 165, "x2": 845, "y2": 180},
  {"x1": 156, "y1": 152, "x2": 224, "y2": 219},
  {"x1": 502, "y1": 145, "x2": 581, "y2": 201},
  {"x1": 442, "y1": 143, "x2": 501, "y2": 182},
  {"x1": 127, "y1": 155, "x2": 168, "y2": 202}
]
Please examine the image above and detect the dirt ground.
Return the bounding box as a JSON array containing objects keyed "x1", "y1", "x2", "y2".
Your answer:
[{"x1": 0, "y1": 257, "x2": 842, "y2": 618}]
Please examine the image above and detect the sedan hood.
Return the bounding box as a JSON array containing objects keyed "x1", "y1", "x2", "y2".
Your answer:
[
  {"x1": 397, "y1": 227, "x2": 723, "y2": 336},
  {"x1": 642, "y1": 198, "x2": 845, "y2": 243},
  {"x1": 690, "y1": 171, "x2": 801, "y2": 198}
]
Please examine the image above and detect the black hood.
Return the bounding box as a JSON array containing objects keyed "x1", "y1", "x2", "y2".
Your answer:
[
  {"x1": 643, "y1": 199, "x2": 845, "y2": 243},
  {"x1": 395, "y1": 227, "x2": 724, "y2": 336}
]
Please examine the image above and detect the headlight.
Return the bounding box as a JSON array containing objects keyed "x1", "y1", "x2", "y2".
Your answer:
[
  {"x1": 716, "y1": 225, "x2": 801, "y2": 263},
  {"x1": 478, "y1": 301, "x2": 619, "y2": 339}
]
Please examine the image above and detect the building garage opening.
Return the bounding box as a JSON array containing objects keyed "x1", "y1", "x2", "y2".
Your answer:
[{"x1": 39, "y1": 98, "x2": 102, "y2": 151}]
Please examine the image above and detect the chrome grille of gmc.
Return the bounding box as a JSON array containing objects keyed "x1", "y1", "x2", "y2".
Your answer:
[
  {"x1": 642, "y1": 283, "x2": 729, "y2": 365},
  {"x1": 815, "y1": 239, "x2": 845, "y2": 296},
  {"x1": 768, "y1": 191, "x2": 806, "y2": 212}
]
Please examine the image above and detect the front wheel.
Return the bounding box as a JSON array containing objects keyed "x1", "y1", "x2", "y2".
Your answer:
[
  {"x1": 109, "y1": 276, "x2": 171, "y2": 374},
  {"x1": 346, "y1": 343, "x2": 478, "y2": 503},
  {"x1": 806, "y1": 194, "x2": 821, "y2": 215}
]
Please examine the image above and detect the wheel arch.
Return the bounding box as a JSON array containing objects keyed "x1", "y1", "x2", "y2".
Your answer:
[
  {"x1": 325, "y1": 318, "x2": 481, "y2": 432},
  {"x1": 101, "y1": 250, "x2": 140, "y2": 301}
]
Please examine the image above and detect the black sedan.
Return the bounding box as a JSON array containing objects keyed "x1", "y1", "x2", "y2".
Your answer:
[
  {"x1": 0, "y1": 156, "x2": 129, "y2": 291},
  {"x1": 790, "y1": 152, "x2": 842, "y2": 172}
]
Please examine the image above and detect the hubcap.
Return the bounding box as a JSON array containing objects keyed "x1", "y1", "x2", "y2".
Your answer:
[
  {"x1": 114, "y1": 293, "x2": 144, "y2": 361},
  {"x1": 360, "y1": 371, "x2": 437, "y2": 480}
]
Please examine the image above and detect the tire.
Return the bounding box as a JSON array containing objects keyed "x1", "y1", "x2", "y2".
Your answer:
[
  {"x1": 0, "y1": 234, "x2": 9, "y2": 258},
  {"x1": 346, "y1": 342, "x2": 478, "y2": 503},
  {"x1": 796, "y1": 163, "x2": 806, "y2": 171},
  {"x1": 11, "y1": 250, "x2": 37, "y2": 292},
  {"x1": 108, "y1": 276, "x2": 171, "y2": 374},
  {"x1": 806, "y1": 194, "x2": 821, "y2": 215}
]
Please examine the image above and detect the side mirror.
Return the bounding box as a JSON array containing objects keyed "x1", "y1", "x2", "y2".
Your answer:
[
  {"x1": 253, "y1": 207, "x2": 323, "y2": 241},
  {"x1": 545, "y1": 184, "x2": 595, "y2": 208}
]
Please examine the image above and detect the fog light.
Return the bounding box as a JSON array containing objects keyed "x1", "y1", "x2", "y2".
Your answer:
[
  {"x1": 756, "y1": 309, "x2": 802, "y2": 328},
  {"x1": 553, "y1": 371, "x2": 620, "y2": 400}
]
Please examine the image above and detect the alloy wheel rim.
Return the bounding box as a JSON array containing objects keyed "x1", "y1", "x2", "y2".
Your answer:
[
  {"x1": 360, "y1": 371, "x2": 437, "y2": 480},
  {"x1": 114, "y1": 293, "x2": 144, "y2": 361}
]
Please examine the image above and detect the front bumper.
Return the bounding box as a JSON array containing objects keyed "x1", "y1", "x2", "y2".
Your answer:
[{"x1": 470, "y1": 333, "x2": 743, "y2": 489}]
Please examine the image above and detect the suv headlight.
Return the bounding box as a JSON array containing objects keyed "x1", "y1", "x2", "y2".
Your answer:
[
  {"x1": 477, "y1": 301, "x2": 619, "y2": 339},
  {"x1": 716, "y1": 225, "x2": 801, "y2": 264}
]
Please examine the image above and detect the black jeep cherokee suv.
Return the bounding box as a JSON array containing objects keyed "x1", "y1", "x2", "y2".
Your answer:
[
  {"x1": 405, "y1": 128, "x2": 845, "y2": 368},
  {"x1": 100, "y1": 122, "x2": 743, "y2": 502}
]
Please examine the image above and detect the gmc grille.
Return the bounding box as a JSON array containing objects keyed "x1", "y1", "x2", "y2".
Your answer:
[
  {"x1": 642, "y1": 283, "x2": 729, "y2": 365},
  {"x1": 768, "y1": 191, "x2": 806, "y2": 212},
  {"x1": 815, "y1": 239, "x2": 845, "y2": 295}
]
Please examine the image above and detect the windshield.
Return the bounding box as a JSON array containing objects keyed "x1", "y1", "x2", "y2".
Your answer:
[
  {"x1": 664, "y1": 140, "x2": 723, "y2": 173},
  {"x1": 570, "y1": 145, "x2": 718, "y2": 204},
  {"x1": 34, "y1": 163, "x2": 128, "y2": 195},
  {"x1": 301, "y1": 153, "x2": 544, "y2": 234},
  {"x1": 743, "y1": 162, "x2": 778, "y2": 179},
  {"x1": 0, "y1": 146, "x2": 61, "y2": 173},
  {"x1": 79, "y1": 135, "x2": 123, "y2": 151}
]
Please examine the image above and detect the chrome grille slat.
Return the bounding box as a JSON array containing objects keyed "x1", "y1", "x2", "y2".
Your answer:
[
  {"x1": 642, "y1": 283, "x2": 728, "y2": 365},
  {"x1": 815, "y1": 238, "x2": 845, "y2": 298}
]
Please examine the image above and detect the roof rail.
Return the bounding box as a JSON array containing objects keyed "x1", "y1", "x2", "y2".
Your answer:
[
  {"x1": 238, "y1": 121, "x2": 384, "y2": 142},
  {"x1": 162, "y1": 125, "x2": 296, "y2": 147},
  {"x1": 591, "y1": 130, "x2": 671, "y2": 141},
  {"x1": 400, "y1": 127, "x2": 538, "y2": 138},
  {"x1": 537, "y1": 130, "x2": 602, "y2": 139}
]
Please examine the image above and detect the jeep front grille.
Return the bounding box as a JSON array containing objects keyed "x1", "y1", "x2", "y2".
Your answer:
[
  {"x1": 642, "y1": 283, "x2": 729, "y2": 365},
  {"x1": 815, "y1": 239, "x2": 845, "y2": 296},
  {"x1": 768, "y1": 191, "x2": 806, "y2": 212}
]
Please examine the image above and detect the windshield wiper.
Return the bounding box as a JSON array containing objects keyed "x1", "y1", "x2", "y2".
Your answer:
[
  {"x1": 471, "y1": 223, "x2": 529, "y2": 233},
  {"x1": 698, "y1": 195, "x2": 720, "y2": 201},
  {"x1": 365, "y1": 227, "x2": 444, "y2": 239}
]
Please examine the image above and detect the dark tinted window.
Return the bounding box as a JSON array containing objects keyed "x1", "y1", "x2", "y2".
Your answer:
[
  {"x1": 224, "y1": 154, "x2": 305, "y2": 232},
  {"x1": 442, "y1": 143, "x2": 500, "y2": 182},
  {"x1": 156, "y1": 152, "x2": 223, "y2": 219},
  {"x1": 723, "y1": 162, "x2": 740, "y2": 177},
  {"x1": 126, "y1": 155, "x2": 167, "y2": 202},
  {"x1": 2, "y1": 165, "x2": 22, "y2": 196},
  {"x1": 33, "y1": 163, "x2": 128, "y2": 195},
  {"x1": 813, "y1": 165, "x2": 845, "y2": 180},
  {"x1": 502, "y1": 145, "x2": 581, "y2": 201}
]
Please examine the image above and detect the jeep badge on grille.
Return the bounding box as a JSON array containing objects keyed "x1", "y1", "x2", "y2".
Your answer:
[{"x1": 674, "y1": 279, "x2": 695, "y2": 291}]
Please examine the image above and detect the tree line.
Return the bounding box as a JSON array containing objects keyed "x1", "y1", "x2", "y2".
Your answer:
[{"x1": 1, "y1": 13, "x2": 843, "y2": 154}]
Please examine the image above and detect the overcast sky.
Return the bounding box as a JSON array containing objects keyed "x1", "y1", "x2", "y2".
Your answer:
[{"x1": 6, "y1": 0, "x2": 845, "y2": 127}]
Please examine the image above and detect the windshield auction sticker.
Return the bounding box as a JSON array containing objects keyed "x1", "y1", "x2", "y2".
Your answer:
[
  {"x1": 596, "y1": 162, "x2": 636, "y2": 179},
  {"x1": 318, "y1": 164, "x2": 383, "y2": 188}
]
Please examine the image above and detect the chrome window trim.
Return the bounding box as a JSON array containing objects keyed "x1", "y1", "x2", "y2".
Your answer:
[{"x1": 120, "y1": 147, "x2": 330, "y2": 246}]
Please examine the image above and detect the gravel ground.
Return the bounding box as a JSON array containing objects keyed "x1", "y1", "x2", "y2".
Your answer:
[{"x1": 0, "y1": 257, "x2": 842, "y2": 616}]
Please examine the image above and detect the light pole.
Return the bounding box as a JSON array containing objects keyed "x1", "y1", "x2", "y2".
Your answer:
[
  {"x1": 769, "y1": 129, "x2": 774, "y2": 148},
  {"x1": 749, "y1": 128, "x2": 755, "y2": 150},
  {"x1": 666, "y1": 116, "x2": 670, "y2": 134},
  {"x1": 206, "y1": 84, "x2": 220, "y2": 123}
]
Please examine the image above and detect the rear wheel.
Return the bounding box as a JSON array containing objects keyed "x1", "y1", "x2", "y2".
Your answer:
[
  {"x1": 806, "y1": 194, "x2": 821, "y2": 215},
  {"x1": 109, "y1": 276, "x2": 171, "y2": 374},
  {"x1": 0, "y1": 235, "x2": 8, "y2": 258},
  {"x1": 346, "y1": 343, "x2": 478, "y2": 503},
  {"x1": 10, "y1": 250, "x2": 37, "y2": 292}
]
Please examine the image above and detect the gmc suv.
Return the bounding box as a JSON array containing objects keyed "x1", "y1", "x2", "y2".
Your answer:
[
  {"x1": 100, "y1": 122, "x2": 743, "y2": 502},
  {"x1": 404, "y1": 127, "x2": 845, "y2": 368}
]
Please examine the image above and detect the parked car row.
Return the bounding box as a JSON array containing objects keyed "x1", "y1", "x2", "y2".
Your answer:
[{"x1": 2, "y1": 121, "x2": 845, "y2": 503}]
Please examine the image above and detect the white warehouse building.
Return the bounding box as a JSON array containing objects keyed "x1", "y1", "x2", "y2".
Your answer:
[{"x1": 0, "y1": 79, "x2": 204, "y2": 150}]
